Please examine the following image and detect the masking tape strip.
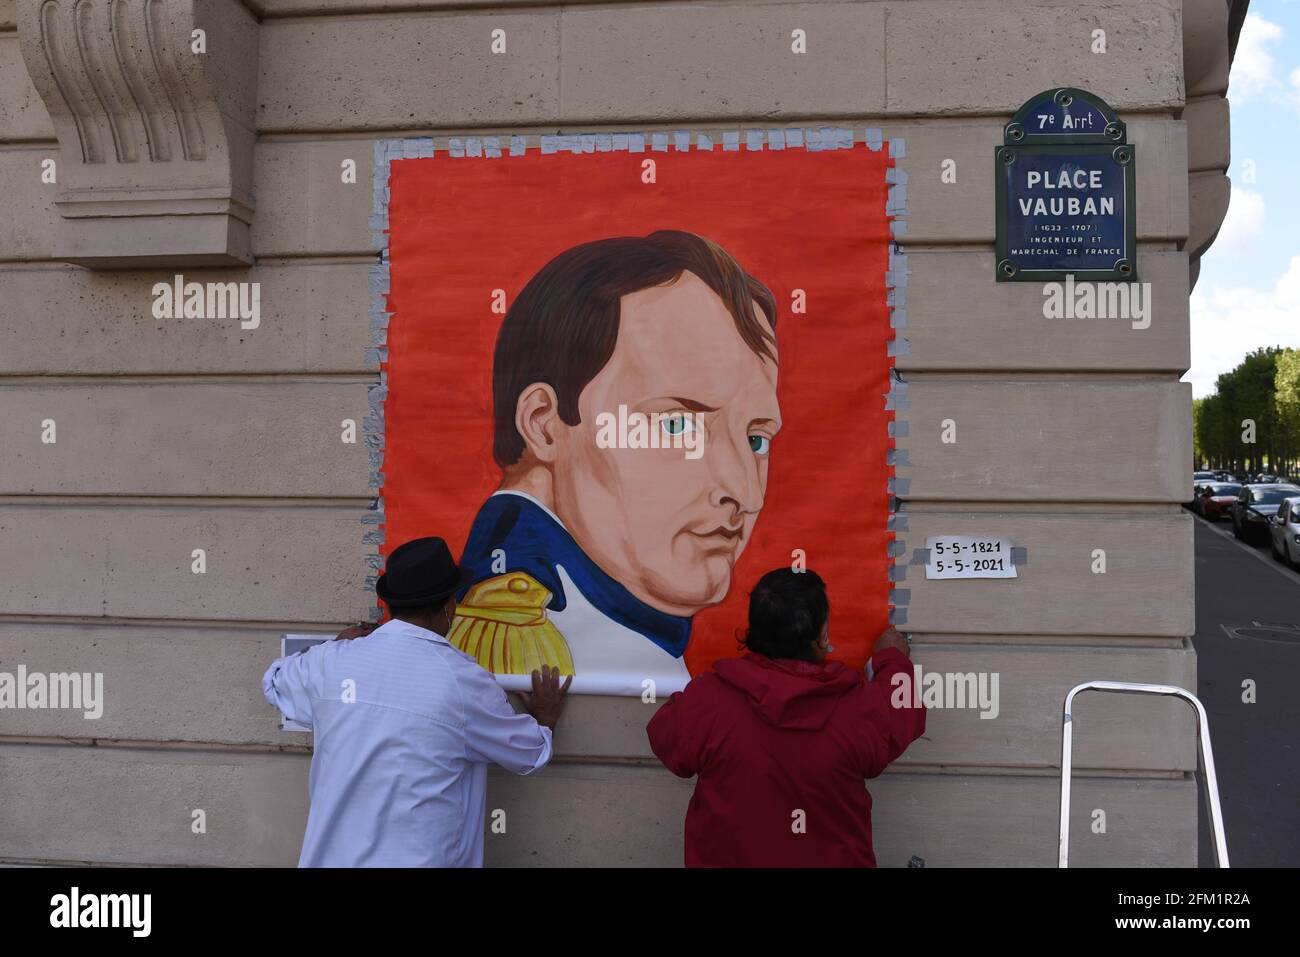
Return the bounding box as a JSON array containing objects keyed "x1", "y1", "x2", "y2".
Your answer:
[
  {"x1": 884, "y1": 136, "x2": 909, "y2": 642},
  {"x1": 885, "y1": 380, "x2": 910, "y2": 412}
]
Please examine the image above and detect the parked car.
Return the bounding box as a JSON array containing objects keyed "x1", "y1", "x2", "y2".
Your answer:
[
  {"x1": 1189, "y1": 471, "x2": 1218, "y2": 507},
  {"x1": 1196, "y1": 483, "x2": 1242, "y2": 520},
  {"x1": 1213, "y1": 470, "x2": 1239, "y2": 483},
  {"x1": 1232, "y1": 484, "x2": 1300, "y2": 543},
  {"x1": 1269, "y1": 496, "x2": 1300, "y2": 568}
]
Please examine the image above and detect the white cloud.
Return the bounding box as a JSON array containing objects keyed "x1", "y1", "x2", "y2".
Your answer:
[
  {"x1": 1232, "y1": 14, "x2": 1286, "y2": 103},
  {"x1": 1212, "y1": 187, "x2": 1266, "y2": 255},
  {"x1": 1187, "y1": 256, "x2": 1300, "y2": 398}
]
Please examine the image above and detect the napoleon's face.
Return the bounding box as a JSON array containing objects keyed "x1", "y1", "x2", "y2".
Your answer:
[{"x1": 548, "y1": 271, "x2": 780, "y2": 617}]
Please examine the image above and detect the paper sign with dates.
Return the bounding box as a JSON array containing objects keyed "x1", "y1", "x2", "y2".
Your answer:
[{"x1": 925, "y1": 536, "x2": 1019, "y2": 580}]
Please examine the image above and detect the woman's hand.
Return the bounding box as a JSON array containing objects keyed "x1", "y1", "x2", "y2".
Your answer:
[{"x1": 873, "y1": 626, "x2": 911, "y2": 658}]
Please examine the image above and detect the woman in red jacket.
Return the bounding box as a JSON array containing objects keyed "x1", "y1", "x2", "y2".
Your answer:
[{"x1": 646, "y1": 568, "x2": 925, "y2": 867}]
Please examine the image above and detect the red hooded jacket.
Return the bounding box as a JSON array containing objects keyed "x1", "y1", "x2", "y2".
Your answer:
[{"x1": 646, "y1": 648, "x2": 925, "y2": 867}]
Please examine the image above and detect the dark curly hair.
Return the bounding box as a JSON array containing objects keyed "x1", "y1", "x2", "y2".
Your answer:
[{"x1": 741, "y1": 568, "x2": 829, "y2": 662}]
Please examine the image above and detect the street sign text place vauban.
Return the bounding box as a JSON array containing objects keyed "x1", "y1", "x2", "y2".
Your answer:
[{"x1": 995, "y1": 88, "x2": 1137, "y2": 283}]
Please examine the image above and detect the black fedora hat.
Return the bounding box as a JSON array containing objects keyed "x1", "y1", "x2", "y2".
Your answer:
[{"x1": 375, "y1": 537, "x2": 472, "y2": 609}]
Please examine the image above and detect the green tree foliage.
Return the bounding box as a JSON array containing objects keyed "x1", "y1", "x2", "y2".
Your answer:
[
  {"x1": 1275, "y1": 348, "x2": 1300, "y2": 473},
  {"x1": 1193, "y1": 347, "x2": 1299, "y2": 477}
]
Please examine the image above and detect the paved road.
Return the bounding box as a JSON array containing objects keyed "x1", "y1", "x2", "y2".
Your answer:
[{"x1": 1191, "y1": 512, "x2": 1300, "y2": 867}]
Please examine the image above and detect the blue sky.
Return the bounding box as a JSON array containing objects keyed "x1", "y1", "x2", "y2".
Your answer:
[{"x1": 1187, "y1": 1, "x2": 1300, "y2": 397}]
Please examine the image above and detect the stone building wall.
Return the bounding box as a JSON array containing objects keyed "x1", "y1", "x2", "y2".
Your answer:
[{"x1": 0, "y1": 0, "x2": 1242, "y2": 865}]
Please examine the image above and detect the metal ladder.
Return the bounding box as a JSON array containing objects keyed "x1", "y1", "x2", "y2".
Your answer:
[{"x1": 1058, "y1": 680, "x2": 1230, "y2": 867}]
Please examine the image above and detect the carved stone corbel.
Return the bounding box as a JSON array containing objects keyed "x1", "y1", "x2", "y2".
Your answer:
[{"x1": 18, "y1": 0, "x2": 258, "y2": 268}]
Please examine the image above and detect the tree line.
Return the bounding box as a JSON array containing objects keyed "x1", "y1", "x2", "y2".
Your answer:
[{"x1": 1194, "y1": 346, "x2": 1300, "y2": 477}]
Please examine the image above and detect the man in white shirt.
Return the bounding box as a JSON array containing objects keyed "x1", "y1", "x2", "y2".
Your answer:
[{"x1": 263, "y1": 536, "x2": 570, "y2": 867}]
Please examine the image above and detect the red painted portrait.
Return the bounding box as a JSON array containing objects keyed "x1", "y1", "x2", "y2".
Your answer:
[{"x1": 376, "y1": 131, "x2": 895, "y2": 694}]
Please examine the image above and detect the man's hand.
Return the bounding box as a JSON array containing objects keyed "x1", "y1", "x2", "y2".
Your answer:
[
  {"x1": 518, "y1": 664, "x2": 573, "y2": 730},
  {"x1": 335, "y1": 622, "x2": 377, "y2": 641},
  {"x1": 873, "y1": 626, "x2": 911, "y2": 659}
]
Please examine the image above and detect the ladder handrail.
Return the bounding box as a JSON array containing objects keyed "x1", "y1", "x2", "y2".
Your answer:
[{"x1": 1058, "y1": 680, "x2": 1229, "y2": 868}]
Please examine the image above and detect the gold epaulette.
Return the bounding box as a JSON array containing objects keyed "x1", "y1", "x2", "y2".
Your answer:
[{"x1": 449, "y1": 572, "x2": 575, "y2": 676}]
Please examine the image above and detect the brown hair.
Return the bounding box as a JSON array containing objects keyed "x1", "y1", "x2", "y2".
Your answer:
[{"x1": 492, "y1": 230, "x2": 778, "y2": 467}]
